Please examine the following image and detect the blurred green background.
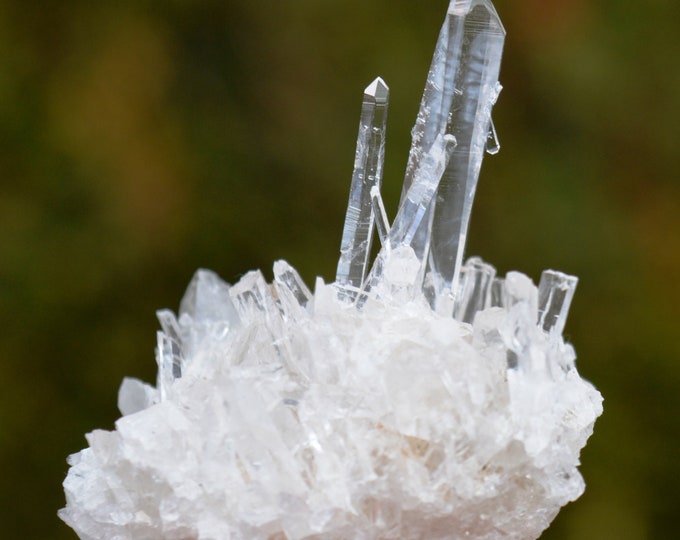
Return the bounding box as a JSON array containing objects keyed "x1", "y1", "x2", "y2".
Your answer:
[{"x1": 1, "y1": 0, "x2": 678, "y2": 538}]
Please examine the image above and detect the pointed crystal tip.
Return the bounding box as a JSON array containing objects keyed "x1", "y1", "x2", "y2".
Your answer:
[{"x1": 365, "y1": 77, "x2": 389, "y2": 104}]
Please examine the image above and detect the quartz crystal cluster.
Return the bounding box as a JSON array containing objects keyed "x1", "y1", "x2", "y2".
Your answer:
[{"x1": 60, "y1": 1, "x2": 602, "y2": 539}]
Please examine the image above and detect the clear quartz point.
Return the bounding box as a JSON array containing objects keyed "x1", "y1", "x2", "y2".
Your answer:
[
  {"x1": 453, "y1": 256, "x2": 496, "y2": 323},
  {"x1": 155, "y1": 330, "x2": 182, "y2": 401},
  {"x1": 401, "y1": 0, "x2": 505, "y2": 301},
  {"x1": 228, "y1": 269, "x2": 275, "y2": 322},
  {"x1": 179, "y1": 269, "x2": 240, "y2": 328},
  {"x1": 336, "y1": 77, "x2": 389, "y2": 295},
  {"x1": 273, "y1": 260, "x2": 312, "y2": 310},
  {"x1": 537, "y1": 269, "x2": 578, "y2": 334},
  {"x1": 485, "y1": 117, "x2": 500, "y2": 155}
]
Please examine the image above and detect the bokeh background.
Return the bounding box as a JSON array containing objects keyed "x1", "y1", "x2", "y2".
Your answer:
[{"x1": 1, "y1": 0, "x2": 678, "y2": 538}]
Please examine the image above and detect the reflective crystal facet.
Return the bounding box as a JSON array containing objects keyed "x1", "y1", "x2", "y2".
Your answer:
[
  {"x1": 537, "y1": 269, "x2": 578, "y2": 334},
  {"x1": 370, "y1": 185, "x2": 391, "y2": 246},
  {"x1": 453, "y1": 256, "x2": 497, "y2": 323},
  {"x1": 336, "y1": 77, "x2": 389, "y2": 293}
]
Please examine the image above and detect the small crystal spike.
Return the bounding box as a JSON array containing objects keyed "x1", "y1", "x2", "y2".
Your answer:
[
  {"x1": 155, "y1": 330, "x2": 183, "y2": 401},
  {"x1": 485, "y1": 117, "x2": 500, "y2": 155},
  {"x1": 453, "y1": 256, "x2": 496, "y2": 323},
  {"x1": 229, "y1": 270, "x2": 275, "y2": 322},
  {"x1": 179, "y1": 269, "x2": 240, "y2": 328},
  {"x1": 537, "y1": 270, "x2": 578, "y2": 334},
  {"x1": 336, "y1": 77, "x2": 390, "y2": 293},
  {"x1": 402, "y1": 0, "x2": 505, "y2": 301},
  {"x1": 370, "y1": 186, "x2": 391, "y2": 246},
  {"x1": 273, "y1": 260, "x2": 312, "y2": 308}
]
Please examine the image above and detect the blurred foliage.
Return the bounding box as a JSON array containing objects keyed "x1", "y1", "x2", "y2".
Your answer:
[{"x1": 0, "y1": 0, "x2": 678, "y2": 538}]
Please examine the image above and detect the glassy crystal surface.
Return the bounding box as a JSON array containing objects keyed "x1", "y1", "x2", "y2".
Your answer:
[
  {"x1": 336, "y1": 77, "x2": 389, "y2": 293},
  {"x1": 179, "y1": 268, "x2": 239, "y2": 329},
  {"x1": 155, "y1": 329, "x2": 182, "y2": 401},
  {"x1": 485, "y1": 117, "x2": 501, "y2": 155},
  {"x1": 402, "y1": 0, "x2": 505, "y2": 305},
  {"x1": 453, "y1": 256, "x2": 497, "y2": 323},
  {"x1": 370, "y1": 186, "x2": 391, "y2": 246},
  {"x1": 274, "y1": 260, "x2": 312, "y2": 307},
  {"x1": 538, "y1": 269, "x2": 578, "y2": 334}
]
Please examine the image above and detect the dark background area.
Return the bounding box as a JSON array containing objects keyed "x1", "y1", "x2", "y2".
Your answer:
[{"x1": 1, "y1": 1, "x2": 678, "y2": 538}]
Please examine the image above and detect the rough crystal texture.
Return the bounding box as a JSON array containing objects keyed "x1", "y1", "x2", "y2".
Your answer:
[{"x1": 60, "y1": 263, "x2": 602, "y2": 540}]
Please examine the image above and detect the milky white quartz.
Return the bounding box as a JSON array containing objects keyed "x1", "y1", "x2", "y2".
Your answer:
[{"x1": 59, "y1": 263, "x2": 602, "y2": 540}]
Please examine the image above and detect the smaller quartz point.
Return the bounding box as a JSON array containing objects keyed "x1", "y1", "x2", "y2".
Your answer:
[
  {"x1": 179, "y1": 269, "x2": 240, "y2": 328},
  {"x1": 273, "y1": 260, "x2": 312, "y2": 309},
  {"x1": 537, "y1": 269, "x2": 578, "y2": 334},
  {"x1": 228, "y1": 269, "x2": 274, "y2": 321},
  {"x1": 155, "y1": 330, "x2": 182, "y2": 401},
  {"x1": 370, "y1": 185, "x2": 391, "y2": 246},
  {"x1": 453, "y1": 256, "x2": 496, "y2": 323},
  {"x1": 157, "y1": 309, "x2": 182, "y2": 344},
  {"x1": 336, "y1": 77, "x2": 390, "y2": 294},
  {"x1": 485, "y1": 117, "x2": 500, "y2": 155},
  {"x1": 178, "y1": 269, "x2": 240, "y2": 357},
  {"x1": 156, "y1": 310, "x2": 185, "y2": 383}
]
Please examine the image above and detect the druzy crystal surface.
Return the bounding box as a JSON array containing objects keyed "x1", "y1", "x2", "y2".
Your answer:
[{"x1": 60, "y1": 2, "x2": 602, "y2": 539}]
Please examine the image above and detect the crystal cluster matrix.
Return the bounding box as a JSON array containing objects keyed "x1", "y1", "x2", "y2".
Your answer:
[{"x1": 60, "y1": 2, "x2": 602, "y2": 539}]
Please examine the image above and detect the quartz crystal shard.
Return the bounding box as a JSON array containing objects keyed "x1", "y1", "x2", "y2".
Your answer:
[
  {"x1": 336, "y1": 77, "x2": 389, "y2": 294},
  {"x1": 402, "y1": 0, "x2": 505, "y2": 307},
  {"x1": 538, "y1": 269, "x2": 578, "y2": 334}
]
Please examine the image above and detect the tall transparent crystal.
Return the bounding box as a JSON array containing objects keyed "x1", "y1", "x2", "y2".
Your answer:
[
  {"x1": 402, "y1": 0, "x2": 505, "y2": 308},
  {"x1": 336, "y1": 78, "x2": 389, "y2": 293}
]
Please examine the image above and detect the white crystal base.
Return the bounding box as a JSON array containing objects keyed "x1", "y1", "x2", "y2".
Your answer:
[{"x1": 59, "y1": 262, "x2": 602, "y2": 540}]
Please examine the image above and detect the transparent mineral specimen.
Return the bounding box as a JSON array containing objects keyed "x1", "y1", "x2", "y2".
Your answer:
[
  {"x1": 60, "y1": 1, "x2": 602, "y2": 539},
  {"x1": 336, "y1": 77, "x2": 389, "y2": 297},
  {"x1": 401, "y1": 0, "x2": 505, "y2": 311}
]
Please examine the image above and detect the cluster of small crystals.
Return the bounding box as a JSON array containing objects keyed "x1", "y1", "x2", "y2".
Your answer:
[{"x1": 60, "y1": 1, "x2": 602, "y2": 539}]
